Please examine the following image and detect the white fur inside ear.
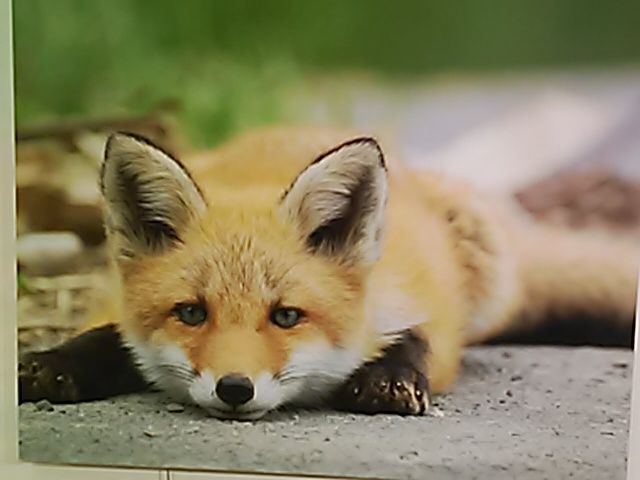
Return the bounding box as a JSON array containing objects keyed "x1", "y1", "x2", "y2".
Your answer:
[
  {"x1": 280, "y1": 139, "x2": 388, "y2": 264},
  {"x1": 101, "y1": 133, "x2": 206, "y2": 257}
]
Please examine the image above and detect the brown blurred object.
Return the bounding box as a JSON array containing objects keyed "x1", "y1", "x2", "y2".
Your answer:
[
  {"x1": 17, "y1": 184, "x2": 105, "y2": 246},
  {"x1": 516, "y1": 170, "x2": 640, "y2": 235},
  {"x1": 15, "y1": 111, "x2": 181, "y2": 247}
]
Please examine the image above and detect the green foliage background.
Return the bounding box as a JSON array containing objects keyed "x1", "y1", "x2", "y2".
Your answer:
[{"x1": 13, "y1": 0, "x2": 640, "y2": 146}]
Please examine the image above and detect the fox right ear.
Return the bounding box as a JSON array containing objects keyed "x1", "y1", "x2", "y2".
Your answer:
[
  {"x1": 280, "y1": 138, "x2": 388, "y2": 265},
  {"x1": 100, "y1": 133, "x2": 206, "y2": 260}
]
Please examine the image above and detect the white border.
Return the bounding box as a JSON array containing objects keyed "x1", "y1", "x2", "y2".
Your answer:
[
  {"x1": 628, "y1": 275, "x2": 640, "y2": 479},
  {"x1": 0, "y1": 1, "x2": 637, "y2": 479},
  {"x1": 0, "y1": 0, "x2": 17, "y2": 466}
]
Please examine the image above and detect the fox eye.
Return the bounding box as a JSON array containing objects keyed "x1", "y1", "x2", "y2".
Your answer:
[
  {"x1": 174, "y1": 302, "x2": 207, "y2": 326},
  {"x1": 270, "y1": 307, "x2": 304, "y2": 329}
]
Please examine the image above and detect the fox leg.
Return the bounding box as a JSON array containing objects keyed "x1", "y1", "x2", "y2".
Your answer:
[
  {"x1": 332, "y1": 330, "x2": 431, "y2": 415},
  {"x1": 19, "y1": 324, "x2": 148, "y2": 403}
]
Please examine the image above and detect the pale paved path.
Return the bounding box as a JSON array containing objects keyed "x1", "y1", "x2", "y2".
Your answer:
[{"x1": 19, "y1": 346, "x2": 632, "y2": 480}]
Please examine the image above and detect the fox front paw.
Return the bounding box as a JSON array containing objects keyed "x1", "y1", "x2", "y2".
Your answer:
[
  {"x1": 333, "y1": 362, "x2": 430, "y2": 415},
  {"x1": 18, "y1": 351, "x2": 80, "y2": 403}
]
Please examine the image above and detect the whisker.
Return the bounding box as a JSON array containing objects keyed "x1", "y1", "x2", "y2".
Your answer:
[
  {"x1": 174, "y1": 374, "x2": 196, "y2": 381},
  {"x1": 157, "y1": 363, "x2": 196, "y2": 374},
  {"x1": 157, "y1": 363, "x2": 194, "y2": 370},
  {"x1": 156, "y1": 363, "x2": 198, "y2": 382},
  {"x1": 159, "y1": 365, "x2": 195, "y2": 377},
  {"x1": 278, "y1": 364, "x2": 354, "y2": 385},
  {"x1": 277, "y1": 368, "x2": 317, "y2": 384},
  {"x1": 275, "y1": 366, "x2": 305, "y2": 383}
]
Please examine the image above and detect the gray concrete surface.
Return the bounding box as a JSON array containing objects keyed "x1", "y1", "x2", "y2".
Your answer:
[{"x1": 19, "y1": 346, "x2": 633, "y2": 480}]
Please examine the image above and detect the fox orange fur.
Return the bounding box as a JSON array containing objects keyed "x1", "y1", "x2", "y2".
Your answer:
[{"x1": 19, "y1": 126, "x2": 639, "y2": 419}]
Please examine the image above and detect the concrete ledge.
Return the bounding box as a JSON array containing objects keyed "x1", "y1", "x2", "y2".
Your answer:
[{"x1": 19, "y1": 346, "x2": 632, "y2": 479}]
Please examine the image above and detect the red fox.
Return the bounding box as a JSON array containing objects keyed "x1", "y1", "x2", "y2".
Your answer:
[{"x1": 19, "y1": 126, "x2": 639, "y2": 420}]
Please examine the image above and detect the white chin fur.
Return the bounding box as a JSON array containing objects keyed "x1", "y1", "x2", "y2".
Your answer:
[
  {"x1": 125, "y1": 338, "x2": 290, "y2": 418},
  {"x1": 189, "y1": 371, "x2": 291, "y2": 419},
  {"x1": 124, "y1": 334, "x2": 365, "y2": 418}
]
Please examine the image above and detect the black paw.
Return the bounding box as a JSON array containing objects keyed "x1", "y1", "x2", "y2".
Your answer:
[
  {"x1": 18, "y1": 351, "x2": 80, "y2": 403},
  {"x1": 333, "y1": 361, "x2": 430, "y2": 415}
]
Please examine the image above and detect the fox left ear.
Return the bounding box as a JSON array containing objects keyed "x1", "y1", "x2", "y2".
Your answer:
[
  {"x1": 280, "y1": 138, "x2": 388, "y2": 265},
  {"x1": 101, "y1": 133, "x2": 207, "y2": 259}
]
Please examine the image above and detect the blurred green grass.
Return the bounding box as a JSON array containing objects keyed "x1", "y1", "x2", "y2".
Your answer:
[{"x1": 13, "y1": 0, "x2": 640, "y2": 146}]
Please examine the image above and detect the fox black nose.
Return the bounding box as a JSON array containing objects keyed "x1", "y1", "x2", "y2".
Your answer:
[{"x1": 215, "y1": 374, "x2": 254, "y2": 407}]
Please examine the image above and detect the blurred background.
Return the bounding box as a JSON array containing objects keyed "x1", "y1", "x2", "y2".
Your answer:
[{"x1": 12, "y1": 0, "x2": 640, "y2": 351}]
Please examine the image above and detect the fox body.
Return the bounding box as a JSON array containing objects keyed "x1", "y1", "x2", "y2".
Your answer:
[{"x1": 19, "y1": 126, "x2": 639, "y2": 419}]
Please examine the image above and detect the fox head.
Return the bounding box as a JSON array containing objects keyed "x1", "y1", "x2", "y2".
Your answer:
[{"x1": 100, "y1": 132, "x2": 388, "y2": 419}]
